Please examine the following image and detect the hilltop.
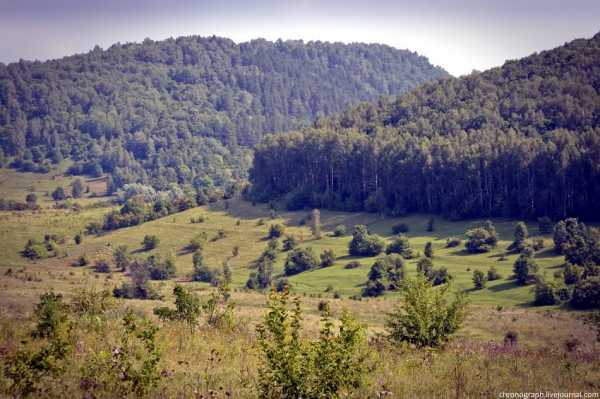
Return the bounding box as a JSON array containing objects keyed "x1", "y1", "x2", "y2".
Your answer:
[
  {"x1": 250, "y1": 33, "x2": 600, "y2": 220},
  {"x1": 0, "y1": 36, "x2": 448, "y2": 190}
]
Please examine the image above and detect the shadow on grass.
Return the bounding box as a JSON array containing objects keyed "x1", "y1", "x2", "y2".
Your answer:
[
  {"x1": 534, "y1": 248, "x2": 559, "y2": 259},
  {"x1": 487, "y1": 281, "x2": 519, "y2": 292}
]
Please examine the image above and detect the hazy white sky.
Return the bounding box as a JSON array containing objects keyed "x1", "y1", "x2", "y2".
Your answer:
[{"x1": 1, "y1": 0, "x2": 599, "y2": 76}]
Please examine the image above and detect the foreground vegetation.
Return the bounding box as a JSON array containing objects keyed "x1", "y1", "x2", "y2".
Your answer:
[{"x1": 1, "y1": 168, "x2": 599, "y2": 397}]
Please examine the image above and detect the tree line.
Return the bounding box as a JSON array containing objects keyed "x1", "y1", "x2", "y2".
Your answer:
[{"x1": 249, "y1": 33, "x2": 600, "y2": 220}]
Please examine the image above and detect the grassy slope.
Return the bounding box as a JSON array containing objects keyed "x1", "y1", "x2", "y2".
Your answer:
[{"x1": 0, "y1": 168, "x2": 566, "y2": 308}]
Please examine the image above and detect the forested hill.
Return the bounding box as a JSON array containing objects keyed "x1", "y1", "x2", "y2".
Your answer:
[
  {"x1": 0, "y1": 36, "x2": 448, "y2": 190},
  {"x1": 250, "y1": 33, "x2": 600, "y2": 220}
]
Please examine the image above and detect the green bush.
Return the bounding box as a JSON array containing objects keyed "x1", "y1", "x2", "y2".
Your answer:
[
  {"x1": 333, "y1": 224, "x2": 347, "y2": 236},
  {"x1": 487, "y1": 266, "x2": 502, "y2": 281},
  {"x1": 571, "y1": 277, "x2": 600, "y2": 309},
  {"x1": 386, "y1": 234, "x2": 415, "y2": 258},
  {"x1": 142, "y1": 235, "x2": 159, "y2": 251},
  {"x1": 534, "y1": 278, "x2": 568, "y2": 306},
  {"x1": 257, "y1": 290, "x2": 368, "y2": 398},
  {"x1": 153, "y1": 285, "x2": 201, "y2": 329},
  {"x1": 472, "y1": 269, "x2": 486, "y2": 290},
  {"x1": 563, "y1": 263, "x2": 584, "y2": 285},
  {"x1": 268, "y1": 223, "x2": 285, "y2": 239},
  {"x1": 349, "y1": 225, "x2": 385, "y2": 257},
  {"x1": 81, "y1": 312, "x2": 162, "y2": 397},
  {"x1": 386, "y1": 276, "x2": 467, "y2": 348},
  {"x1": 319, "y1": 249, "x2": 336, "y2": 267},
  {"x1": 282, "y1": 235, "x2": 298, "y2": 251},
  {"x1": 94, "y1": 258, "x2": 111, "y2": 273},
  {"x1": 284, "y1": 247, "x2": 319, "y2": 276},
  {"x1": 513, "y1": 252, "x2": 538, "y2": 285}
]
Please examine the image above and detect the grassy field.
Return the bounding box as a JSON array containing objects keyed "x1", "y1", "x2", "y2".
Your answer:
[
  {"x1": 1, "y1": 168, "x2": 599, "y2": 397},
  {"x1": 0, "y1": 165, "x2": 566, "y2": 306}
]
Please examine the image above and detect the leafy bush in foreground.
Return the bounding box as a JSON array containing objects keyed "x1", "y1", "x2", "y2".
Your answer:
[
  {"x1": 257, "y1": 290, "x2": 368, "y2": 398},
  {"x1": 386, "y1": 276, "x2": 467, "y2": 348}
]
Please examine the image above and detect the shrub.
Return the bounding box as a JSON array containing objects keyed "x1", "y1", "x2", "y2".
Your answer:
[
  {"x1": 70, "y1": 287, "x2": 114, "y2": 317},
  {"x1": 148, "y1": 255, "x2": 176, "y2": 280},
  {"x1": 319, "y1": 249, "x2": 336, "y2": 267},
  {"x1": 333, "y1": 224, "x2": 347, "y2": 236},
  {"x1": 534, "y1": 278, "x2": 568, "y2": 306},
  {"x1": 51, "y1": 187, "x2": 66, "y2": 201},
  {"x1": 362, "y1": 279, "x2": 386, "y2": 297},
  {"x1": 153, "y1": 285, "x2": 201, "y2": 329},
  {"x1": 349, "y1": 225, "x2": 385, "y2": 257},
  {"x1": 142, "y1": 235, "x2": 159, "y2": 251},
  {"x1": 4, "y1": 292, "x2": 72, "y2": 396},
  {"x1": 187, "y1": 237, "x2": 203, "y2": 252},
  {"x1": 446, "y1": 237, "x2": 462, "y2": 248},
  {"x1": 430, "y1": 267, "x2": 451, "y2": 286},
  {"x1": 268, "y1": 223, "x2": 285, "y2": 239},
  {"x1": 282, "y1": 235, "x2": 297, "y2": 251},
  {"x1": 386, "y1": 234, "x2": 414, "y2": 258},
  {"x1": 513, "y1": 252, "x2": 538, "y2": 285},
  {"x1": 256, "y1": 290, "x2": 367, "y2": 398},
  {"x1": 416, "y1": 257, "x2": 434, "y2": 276},
  {"x1": 345, "y1": 261, "x2": 361, "y2": 269},
  {"x1": 284, "y1": 247, "x2": 319, "y2": 276},
  {"x1": 81, "y1": 312, "x2": 162, "y2": 397},
  {"x1": 386, "y1": 276, "x2": 467, "y2": 347},
  {"x1": 563, "y1": 263, "x2": 584, "y2": 285},
  {"x1": 113, "y1": 260, "x2": 161, "y2": 300},
  {"x1": 76, "y1": 254, "x2": 90, "y2": 267},
  {"x1": 22, "y1": 239, "x2": 51, "y2": 260},
  {"x1": 508, "y1": 222, "x2": 529, "y2": 252},
  {"x1": 32, "y1": 291, "x2": 69, "y2": 339},
  {"x1": 94, "y1": 259, "x2": 111, "y2": 273},
  {"x1": 465, "y1": 228, "x2": 493, "y2": 253},
  {"x1": 275, "y1": 278, "x2": 289, "y2": 292},
  {"x1": 191, "y1": 251, "x2": 220, "y2": 283},
  {"x1": 472, "y1": 269, "x2": 486, "y2": 290},
  {"x1": 391, "y1": 222, "x2": 409, "y2": 234},
  {"x1": 422, "y1": 242, "x2": 434, "y2": 259},
  {"x1": 113, "y1": 245, "x2": 129, "y2": 271},
  {"x1": 571, "y1": 277, "x2": 600, "y2": 309},
  {"x1": 487, "y1": 266, "x2": 502, "y2": 281}
]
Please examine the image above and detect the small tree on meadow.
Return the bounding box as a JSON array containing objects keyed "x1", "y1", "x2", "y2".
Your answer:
[
  {"x1": 113, "y1": 245, "x2": 129, "y2": 271},
  {"x1": 472, "y1": 269, "x2": 486, "y2": 290},
  {"x1": 71, "y1": 179, "x2": 84, "y2": 198},
  {"x1": 513, "y1": 251, "x2": 538, "y2": 285},
  {"x1": 319, "y1": 249, "x2": 336, "y2": 267},
  {"x1": 508, "y1": 222, "x2": 529, "y2": 251},
  {"x1": 25, "y1": 193, "x2": 38, "y2": 209},
  {"x1": 424, "y1": 242, "x2": 434, "y2": 258},
  {"x1": 51, "y1": 187, "x2": 66, "y2": 201},
  {"x1": 142, "y1": 235, "x2": 159, "y2": 251},
  {"x1": 386, "y1": 276, "x2": 467, "y2": 348}
]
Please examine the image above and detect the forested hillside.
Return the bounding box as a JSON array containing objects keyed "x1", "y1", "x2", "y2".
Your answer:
[
  {"x1": 250, "y1": 33, "x2": 600, "y2": 220},
  {"x1": 0, "y1": 36, "x2": 447, "y2": 191}
]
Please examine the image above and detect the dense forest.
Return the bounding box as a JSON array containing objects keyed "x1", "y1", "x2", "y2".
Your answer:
[
  {"x1": 0, "y1": 36, "x2": 447, "y2": 191},
  {"x1": 250, "y1": 33, "x2": 600, "y2": 220}
]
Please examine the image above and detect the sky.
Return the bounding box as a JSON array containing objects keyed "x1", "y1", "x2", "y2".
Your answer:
[{"x1": 0, "y1": 0, "x2": 599, "y2": 76}]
